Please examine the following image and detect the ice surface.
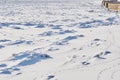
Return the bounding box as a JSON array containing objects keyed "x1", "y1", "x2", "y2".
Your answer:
[{"x1": 0, "y1": 0, "x2": 120, "y2": 80}]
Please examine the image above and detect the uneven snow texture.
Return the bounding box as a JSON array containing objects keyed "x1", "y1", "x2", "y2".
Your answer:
[{"x1": 0, "y1": 0, "x2": 120, "y2": 80}]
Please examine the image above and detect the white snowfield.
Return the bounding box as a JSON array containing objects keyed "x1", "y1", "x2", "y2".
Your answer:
[{"x1": 0, "y1": 0, "x2": 120, "y2": 80}]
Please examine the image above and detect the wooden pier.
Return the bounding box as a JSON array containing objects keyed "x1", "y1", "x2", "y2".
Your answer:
[{"x1": 102, "y1": 0, "x2": 120, "y2": 11}]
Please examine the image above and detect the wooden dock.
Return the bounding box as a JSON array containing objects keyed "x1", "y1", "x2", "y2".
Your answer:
[{"x1": 102, "y1": 1, "x2": 120, "y2": 11}]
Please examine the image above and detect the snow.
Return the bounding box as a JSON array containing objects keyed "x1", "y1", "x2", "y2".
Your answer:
[{"x1": 0, "y1": 0, "x2": 120, "y2": 80}]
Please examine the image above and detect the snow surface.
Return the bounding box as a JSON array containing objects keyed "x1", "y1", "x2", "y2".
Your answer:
[{"x1": 0, "y1": 0, "x2": 120, "y2": 80}]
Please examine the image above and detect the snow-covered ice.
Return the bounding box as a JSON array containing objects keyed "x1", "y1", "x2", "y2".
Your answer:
[{"x1": 0, "y1": 0, "x2": 120, "y2": 80}]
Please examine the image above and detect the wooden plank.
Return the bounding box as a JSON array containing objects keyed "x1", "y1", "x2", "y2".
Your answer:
[
  {"x1": 102, "y1": 1, "x2": 120, "y2": 11},
  {"x1": 108, "y1": 3, "x2": 118, "y2": 10},
  {"x1": 118, "y1": 6, "x2": 120, "y2": 11}
]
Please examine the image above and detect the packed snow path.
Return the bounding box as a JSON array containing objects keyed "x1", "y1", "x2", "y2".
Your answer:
[{"x1": 0, "y1": 0, "x2": 120, "y2": 80}]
